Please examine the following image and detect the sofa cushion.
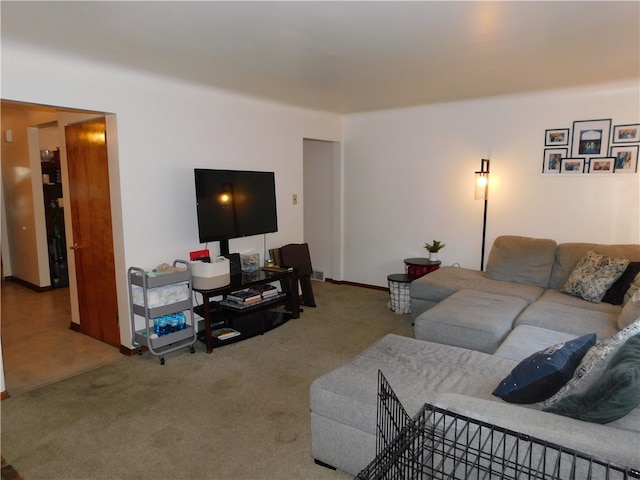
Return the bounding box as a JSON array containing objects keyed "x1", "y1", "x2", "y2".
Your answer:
[
  {"x1": 492, "y1": 333, "x2": 596, "y2": 404},
  {"x1": 560, "y1": 251, "x2": 629, "y2": 303},
  {"x1": 310, "y1": 334, "x2": 516, "y2": 437},
  {"x1": 549, "y1": 243, "x2": 640, "y2": 290},
  {"x1": 537, "y1": 289, "x2": 622, "y2": 314},
  {"x1": 515, "y1": 296, "x2": 619, "y2": 340},
  {"x1": 494, "y1": 325, "x2": 578, "y2": 362},
  {"x1": 544, "y1": 334, "x2": 640, "y2": 423},
  {"x1": 485, "y1": 236, "x2": 557, "y2": 288},
  {"x1": 410, "y1": 267, "x2": 544, "y2": 310},
  {"x1": 437, "y1": 393, "x2": 640, "y2": 471},
  {"x1": 414, "y1": 290, "x2": 528, "y2": 354},
  {"x1": 603, "y1": 261, "x2": 640, "y2": 305},
  {"x1": 541, "y1": 319, "x2": 640, "y2": 408}
]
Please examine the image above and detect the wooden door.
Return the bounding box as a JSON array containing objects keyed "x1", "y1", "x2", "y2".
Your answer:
[{"x1": 65, "y1": 118, "x2": 120, "y2": 347}]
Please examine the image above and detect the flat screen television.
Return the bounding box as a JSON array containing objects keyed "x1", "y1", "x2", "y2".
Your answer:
[{"x1": 194, "y1": 168, "x2": 278, "y2": 254}]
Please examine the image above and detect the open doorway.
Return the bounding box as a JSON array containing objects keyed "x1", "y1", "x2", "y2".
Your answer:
[
  {"x1": 1, "y1": 100, "x2": 125, "y2": 395},
  {"x1": 303, "y1": 138, "x2": 341, "y2": 282}
]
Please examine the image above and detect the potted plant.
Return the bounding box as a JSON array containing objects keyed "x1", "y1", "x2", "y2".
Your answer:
[{"x1": 424, "y1": 240, "x2": 446, "y2": 261}]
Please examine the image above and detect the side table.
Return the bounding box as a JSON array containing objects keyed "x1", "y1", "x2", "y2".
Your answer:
[
  {"x1": 403, "y1": 257, "x2": 441, "y2": 277},
  {"x1": 387, "y1": 273, "x2": 414, "y2": 314}
]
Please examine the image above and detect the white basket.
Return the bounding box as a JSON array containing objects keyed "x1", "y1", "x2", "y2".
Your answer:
[{"x1": 190, "y1": 257, "x2": 231, "y2": 290}]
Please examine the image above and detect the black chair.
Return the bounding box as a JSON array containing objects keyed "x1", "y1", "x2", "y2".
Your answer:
[{"x1": 279, "y1": 243, "x2": 316, "y2": 308}]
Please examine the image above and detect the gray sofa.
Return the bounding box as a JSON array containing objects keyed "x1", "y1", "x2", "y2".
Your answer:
[
  {"x1": 411, "y1": 236, "x2": 639, "y2": 344},
  {"x1": 309, "y1": 236, "x2": 640, "y2": 476}
]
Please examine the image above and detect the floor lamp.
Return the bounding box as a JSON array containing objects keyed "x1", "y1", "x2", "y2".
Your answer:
[{"x1": 475, "y1": 159, "x2": 490, "y2": 271}]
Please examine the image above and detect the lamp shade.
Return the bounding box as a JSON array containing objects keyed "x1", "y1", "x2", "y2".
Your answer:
[{"x1": 474, "y1": 172, "x2": 489, "y2": 200}]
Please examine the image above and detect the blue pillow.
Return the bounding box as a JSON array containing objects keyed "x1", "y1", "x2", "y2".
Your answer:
[{"x1": 493, "y1": 333, "x2": 596, "y2": 404}]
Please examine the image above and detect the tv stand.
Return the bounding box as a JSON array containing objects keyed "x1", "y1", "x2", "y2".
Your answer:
[
  {"x1": 219, "y1": 239, "x2": 230, "y2": 256},
  {"x1": 193, "y1": 268, "x2": 299, "y2": 353}
]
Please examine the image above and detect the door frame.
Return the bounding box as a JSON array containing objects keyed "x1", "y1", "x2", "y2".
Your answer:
[{"x1": 0, "y1": 102, "x2": 128, "y2": 400}]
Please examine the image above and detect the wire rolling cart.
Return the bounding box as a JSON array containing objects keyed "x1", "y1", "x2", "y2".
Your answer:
[
  {"x1": 128, "y1": 259, "x2": 197, "y2": 365},
  {"x1": 355, "y1": 371, "x2": 639, "y2": 480}
]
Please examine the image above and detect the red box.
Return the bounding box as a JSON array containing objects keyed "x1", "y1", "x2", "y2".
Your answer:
[{"x1": 190, "y1": 249, "x2": 210, "y2": 261}]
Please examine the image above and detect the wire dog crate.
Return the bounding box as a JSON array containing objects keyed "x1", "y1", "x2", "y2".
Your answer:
[{"x1": 355, "y1": 371, "x2": 639, "y2": 480}]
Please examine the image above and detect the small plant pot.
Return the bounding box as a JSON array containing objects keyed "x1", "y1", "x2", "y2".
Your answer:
[{"x1": 428, "y1": 252, "x2": 438, "y2": 261}]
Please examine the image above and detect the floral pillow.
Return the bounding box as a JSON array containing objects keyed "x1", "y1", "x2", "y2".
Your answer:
[
  {"x1": 561, "y1": 251, "x2": 629, "y2": 303},
  {"x1": 624, "y1": 272, "x2": 640, "y2": 305},
  {"x1": 618, "y1": 289, "x2": 640, "y2": 330}
]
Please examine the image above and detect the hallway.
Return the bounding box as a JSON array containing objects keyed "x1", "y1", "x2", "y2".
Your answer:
[{"x1": 1, "y1": 280, "x2": 124, "y2": 397}]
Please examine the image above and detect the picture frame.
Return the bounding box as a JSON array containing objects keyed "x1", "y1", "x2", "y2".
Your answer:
[
  {"x1": 610, "y1": 145, "x2": 639, "y2": 173},
  {"x1": 588, "y1": 157, "x2": 614, "y2": 174},
  {"x1": 571, "y1": 119, "x2": 611, "y2": 158},
  {"x1": 561, "y1": 158, "x2": 585, "y2": 174},
  {"x1": 612, "y1": 124, "x2": 640, "y2": 143},
  {"x1": 542, "y1": 148, "x2": 567, "y2": 174},
  {"x1": 544, "y1": 128, "x2": 570, "y2": 146}
]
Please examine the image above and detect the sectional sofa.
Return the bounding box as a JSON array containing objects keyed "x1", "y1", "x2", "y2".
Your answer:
[{"x1": 310, "y1": 236, "x2": 640, "y2": 476}]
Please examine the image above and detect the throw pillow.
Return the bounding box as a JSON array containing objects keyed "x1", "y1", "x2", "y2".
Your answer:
[
  {"x1": 540, "y1": 319, "x2": 640, "y2": 407},
  {"x1": 492, "y1": 333, "x2": 596, "y2": 404},
  {"x1": 618, "y1": 290, "x2": 640, "y2": 330},
  {"x1": 624, "y1": 272, "x2": 640, "y2": 305},
  {"x1": 561, "y1": 251, "x2": 629, "y2": 303},
  {"x1": 543, "y1": 334, "x2": 640, "y2": 424},
  {"x1": 602, "y1": 261, "x2": 640, "y2": 305}
]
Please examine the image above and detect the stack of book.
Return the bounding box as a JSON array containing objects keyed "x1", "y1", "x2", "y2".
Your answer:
[
  {"x1": 211, "y1": 327, "x2": 240, "y2": 341},
  {"x1": 256, "y1": 284, "x2": 279, "y2": 300},
  {"x1": 226, "y1": 288, "x2": 262, "y2": 306}
]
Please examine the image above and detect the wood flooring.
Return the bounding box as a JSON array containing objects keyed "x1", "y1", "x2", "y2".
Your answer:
[{"x1": 1, "y1": 279, "x2": 124, "y2": 397}]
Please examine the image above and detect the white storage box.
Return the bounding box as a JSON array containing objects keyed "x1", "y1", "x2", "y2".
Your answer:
[{"x1": 190, "y1": 257, "x2": 231, "y2": 290}]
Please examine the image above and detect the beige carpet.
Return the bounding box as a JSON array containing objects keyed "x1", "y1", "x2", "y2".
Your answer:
[{"x1": 1, "y1": 281, "x2": 413, "y2": 480}]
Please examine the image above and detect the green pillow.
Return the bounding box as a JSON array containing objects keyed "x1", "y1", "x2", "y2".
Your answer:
[{"x1": 544, "y1": 334, "x2": 640, "y2": 423}]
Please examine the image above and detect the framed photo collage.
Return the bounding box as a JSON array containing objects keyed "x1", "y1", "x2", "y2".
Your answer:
[{"x1": 543, "y1": 119, "x2": 639, "y2": 175}]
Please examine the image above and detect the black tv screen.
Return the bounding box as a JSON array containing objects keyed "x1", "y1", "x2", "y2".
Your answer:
[{"x1": 194, "y1": 169, "x2": 278, "y2": 249}]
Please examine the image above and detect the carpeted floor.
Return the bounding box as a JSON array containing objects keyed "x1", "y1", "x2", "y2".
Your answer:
[{"x1": 1, "y1": 281, "x2": 413, "y2": 480}]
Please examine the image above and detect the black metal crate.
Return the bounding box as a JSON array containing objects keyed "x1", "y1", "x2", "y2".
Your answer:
[{"x1": 355, "y1": 371, "x2": 639, "y2": 480}]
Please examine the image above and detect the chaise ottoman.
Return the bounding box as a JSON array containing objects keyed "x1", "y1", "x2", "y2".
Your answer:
[
  {"x1": 413, "y1": 289, "x2": 528, "y2": 353},
  {"x1": 310, "y1": 333, "x2": 518, "y2": 475}
]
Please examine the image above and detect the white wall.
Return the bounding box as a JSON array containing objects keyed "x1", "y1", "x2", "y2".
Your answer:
[
  {"x1": 343, "y1": 81, "x2": 640, "y2": 286},
  {"x1": 1, "y1": 107, "x2": 59, "y2": 285},
  {"x1": 2, "y1": 39, "x2": 639, "y2": 311},
  {"x1": 2, "y1": 40, "x2": 343, "y2": 349}
]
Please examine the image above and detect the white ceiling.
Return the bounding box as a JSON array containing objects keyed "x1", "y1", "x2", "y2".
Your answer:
[{"x1": 2, "y1": 1, "x2": 639, "y2": 113}]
